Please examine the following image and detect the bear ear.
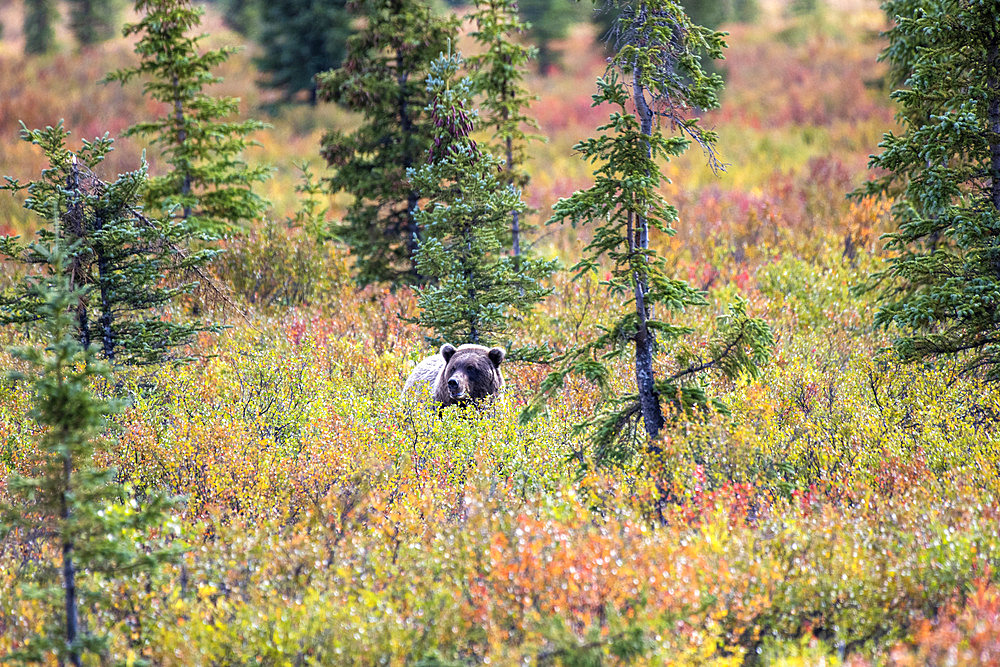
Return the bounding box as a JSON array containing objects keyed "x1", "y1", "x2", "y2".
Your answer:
[
  {"x1": 440, "y1": 344, "x2": 457, "y2": 362},
  {"x1": 488, "y1": 347, "x2": 506, "y2": 368}
]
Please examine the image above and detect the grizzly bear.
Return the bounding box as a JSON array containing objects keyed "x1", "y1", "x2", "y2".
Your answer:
[{"x1": 403, "y1": 343, "x2": 506, "y2": 407}]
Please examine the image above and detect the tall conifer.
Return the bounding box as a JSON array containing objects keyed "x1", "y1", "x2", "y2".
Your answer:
[
  {"x1": 256, "y1": 0, "x2": 351, "y2": 105},
  {"x1": 857, "y1": 0, "x2": 1000, "y2": 376},
  {"x1": 410, "y1": 51, "x2": 555, "y2": 348},
  {"x1": 107, "y1": 0, "x2": 270, "y2": 236},
  {"x1": 523, "y1": 1, "x2": 772, "y2": 465},
  {"x1": 317, "y1": 0, "x2": 458, "y2": 285}
]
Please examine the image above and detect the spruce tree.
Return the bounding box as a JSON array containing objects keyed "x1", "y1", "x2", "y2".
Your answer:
[
  {"x1": 106, "y1": 0, "x2": 270, "y2": 236},
  {"x1": 0, "y1": 243, "x2": 178, "y2": 665},
  {"x1": 67, "y1": 0, "x2": 122, "y2": 46},
  {"x1": 856, "y1": 0, "x2": 1000, "y2": 377},
  {"x1": 410, "y1": 51, "x2": 555, "y2": 348},
  {"x1": 468, "y1": 0, "x2": 541, "y2": 261},
  {"x1": 317, "y1": 0, "x2": 458, "y2": 285},
  {"x1": 256, "y1": 0, "x2": 351, "y2": 105},
  {"x1": 523, "y1": 1, "x2": 772, "y2": 465},
  {"x1": 24, "y1": 0, "x2": 58, "y2": 55},
  {"x1": 0, "y1": 123, "x2": 216, "y2": 366}
]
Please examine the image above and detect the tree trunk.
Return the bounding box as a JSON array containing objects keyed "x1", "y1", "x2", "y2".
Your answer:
[
  {"x1": 172, "y1": 75, "x2": 192, "y2": 221},
  {"x1": 631, "y1": 41, "x2": 664, "y2": 443},
  {"x1": 95, "y1": 213, "x2": 115, "y2": 363},
  {"x1": 506, "y1": 133, "x2": 521, "y2": 263},
  {"x1": 988, "y1": 25, "x2": 1000, "y2": 214},
  {"x1": 66, "y1": 159, "x2": 90, "y2": 351},
  {"x1": 397, "y1": 55, "x2": 421, "y2": 283},
  {"x1": 61, "y1": 453, "x2": 81, "y2": 667}
]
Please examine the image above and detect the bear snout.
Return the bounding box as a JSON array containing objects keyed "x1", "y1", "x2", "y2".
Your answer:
[{"x1": 446, "y1": 376, "x2": 467, "y2": 398}]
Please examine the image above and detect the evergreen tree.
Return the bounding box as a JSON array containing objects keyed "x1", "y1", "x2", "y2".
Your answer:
[
  {"x1": 410, "y1": 51, "x2": 555, "y2": 348},
  {"x1": 256, "y1": 0, "x2": 351, "y2": 105},
  {"x1": 468, "y1": 0, "x2": 541, "y2": 261},
  {"x1": 106, "y1": 0, "x2": 270, "y2": 236},
  {"x1": 523, "y1": 1, "x2": 772, "y2": 466},
  {"x1": 317, "y1": 0, "x2": 458, "y2": 285},
  {"x1": 67, "y1": 0, "x2": 122, "y2": 46},
  {"x1": 0, "y1": 123, "x2": 216, "y2": 366},
  {"x1": 0, "y1": 243, "x2": 178, "y2": 665},
  {"x1": 856, "y1": 0, "x2": 1000, "y2": 377},
  {"x1": 24, "y1": 0, "x2": 58, "y2": 55},
  {"x1": 518, "y1": 0, "x2": 582, "y2": 74}
]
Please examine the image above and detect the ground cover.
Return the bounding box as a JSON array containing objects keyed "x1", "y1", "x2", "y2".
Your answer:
[{"x1": 1, "y1": 1, "x2": 999, "y2": 663}]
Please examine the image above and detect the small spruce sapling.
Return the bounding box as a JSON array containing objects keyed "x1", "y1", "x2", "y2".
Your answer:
[
  {"x1": 522, "y1": 1, "x2": 772, "y2": 467},
  {"x1": 410, "y1": 50, "x2": 556, "y2": 350},
  {"x1": 0, "y1": 243, "x2": 179, "y2": 666},
  {"x1": 106, "y1": 0, "x2": 270, "y2": 236}
]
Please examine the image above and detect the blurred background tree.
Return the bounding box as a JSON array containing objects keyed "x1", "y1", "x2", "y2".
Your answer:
[
  {"x1": 67, "y1": 0, "x2": 123, "y2": 46},
  {"x1": 256, "y1": 0, "x2": 351, "y2": 105},
  {"x1": 24, "y1": 0, "x2": 58, "y2": 54}
]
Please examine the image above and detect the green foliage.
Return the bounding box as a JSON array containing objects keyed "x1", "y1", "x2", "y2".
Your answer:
[
  {"x1": 106, "y1": 0, "x2": 271, "y2": 236},
  {"x1": 409, "y1": 51, "x2": 556, "y2": 348},
  {"x1": 24, "y1": 0, "x2": 58, "y2": 55},
  {"x1": 67, "y1": 0, "x2": 122, "y2": 46},
  {"x1": 524, "y1": 2, "x2": 771, "y2": 465},
  {"x1": 0, "y1": 123, "x2": 216, "y2": 366},
  {"x1": 856, "y1": 0, "x2": 1000, "y2": 377},
  {"x1": 317, "y1": 0, "x2": 459, "y2": 285},
  {"x1": 468, "y1": 0, "x2": 542, "y2": 259},
  {"x1": 256, "y1": 0, "x2": 351, "y2": 105},
  {"x1": 0, "y1": 243, "x2": 178, "y2": 665}
]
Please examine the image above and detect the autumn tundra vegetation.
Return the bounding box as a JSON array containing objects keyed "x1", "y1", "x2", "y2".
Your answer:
[{"x1": 1, "y1": 0, "x2": 1000, "y2": 663}]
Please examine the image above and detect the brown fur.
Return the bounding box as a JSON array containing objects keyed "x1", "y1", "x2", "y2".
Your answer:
[
  {"x1": 433, "y1": 344, "x2": 505, "y2": 406},
  {"x1": 403, "y1": 343, "x2": 505, "y2": 407}
]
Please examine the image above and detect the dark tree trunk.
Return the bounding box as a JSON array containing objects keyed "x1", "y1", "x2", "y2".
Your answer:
[
  {"x1": 66, "y1": 160, "x2": 90, "y2": 350},
  {"x1": 988, "y1": 26, "x2": 1000, "y2": 214},
  {"x1": 61, "y1": 453, "x2": 81, "y2": 667},
  {"x1": 172, "y1": 75, "x2": 192, "y2": 221},
  {"x1": 631, "y1": 47, "x2": 664, "y2": 443},
  {"x1": 95, "y1": 213, "x2": 115, "y2": 363},
  {"x1": 397, "y1": 54, "x2": 421, "y2": 283},
  {"x1": 506, "y1": 133, "x2": 521, "y2": 263}
]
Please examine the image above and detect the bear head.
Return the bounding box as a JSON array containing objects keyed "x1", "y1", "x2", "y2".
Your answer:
[{"x1": 435, "y1": 343, "x2": 505, "y2": 406}]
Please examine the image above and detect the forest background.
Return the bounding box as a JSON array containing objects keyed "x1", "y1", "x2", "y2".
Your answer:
[{"x1": 1, "y1": 0, "x2": 999, "y2": 664}]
